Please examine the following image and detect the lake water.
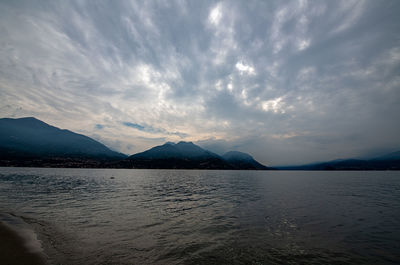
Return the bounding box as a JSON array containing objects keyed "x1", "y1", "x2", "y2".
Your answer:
[{"x1": 0, "y1": 167, "x2": 399, "y2": 264}]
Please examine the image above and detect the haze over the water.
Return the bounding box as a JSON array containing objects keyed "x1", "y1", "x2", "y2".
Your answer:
[{"x1": 1, "y1": 1, "x2": 399, "y2": 165}]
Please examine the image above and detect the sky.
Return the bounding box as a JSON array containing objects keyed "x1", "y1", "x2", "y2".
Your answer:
[{"x1": 1, "y1": 0, "x2": 399, "y2": 166}]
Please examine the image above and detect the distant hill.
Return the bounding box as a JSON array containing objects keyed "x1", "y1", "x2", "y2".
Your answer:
[
  {"x1": 0, "y1": 117, "x2": 126, "y2": 162},
  {"x1": 277, "y1": 151, "x2": 400, "y2": 170},
  {"x1": 222, "y1": 151, "x2": 268, "y2": 170},
  {"x1": 124, "y1": 142, "x2": 270, "y2": 170}
]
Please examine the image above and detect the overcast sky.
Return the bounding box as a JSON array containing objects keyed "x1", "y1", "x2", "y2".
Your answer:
[{"x1": 1, "y1": 0, "x2": 399, "y2": 165}]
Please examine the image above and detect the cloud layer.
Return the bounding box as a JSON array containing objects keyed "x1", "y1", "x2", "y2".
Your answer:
[{"x1": 1, "y1": 0, "x2": 399, "y2": 165}]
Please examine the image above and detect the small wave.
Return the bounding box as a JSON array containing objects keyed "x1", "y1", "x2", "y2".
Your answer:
[
  {"x1": 0, "y1": 212, "x2": 48, "y2": 265},
  {"x1": 0, "y1": 212, "x2": 44, "y2": 254}
]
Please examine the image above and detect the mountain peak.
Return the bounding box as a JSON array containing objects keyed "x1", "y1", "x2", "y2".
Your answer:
[
  {"x1": 131, "y1": 141, "x2": 217, "y2": 160},
  {"x1": 3, "y1": 117, "x2": 41, "y2": 122},
  {"x1": 128, "y1": 141, "x2": 231, "y2": 169},
  {"x1": 176, "y1": 141, "x2": 194, "y2": 145},
  {"x1": 19, "y1": 116, "x2": 38, "y2": 120},
  {"x1": 0, "y1": 116, "x2": 54, "y2": 131}
]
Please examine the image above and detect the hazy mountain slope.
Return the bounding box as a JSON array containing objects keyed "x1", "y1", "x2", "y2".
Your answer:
[
  {"x1": 222, "y1": 151, "x2": 268, "y2": 170},
  {"x1": 373, "y1": 151, "x2": 400, "y2": 161},
  {"x1": 277, "y1": 151, "x2": 400, "y2": 170}
]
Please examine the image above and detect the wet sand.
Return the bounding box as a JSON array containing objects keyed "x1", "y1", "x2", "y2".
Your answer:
[{"x1": 0, "y1": 222, "x2": 46, "y2": 265}]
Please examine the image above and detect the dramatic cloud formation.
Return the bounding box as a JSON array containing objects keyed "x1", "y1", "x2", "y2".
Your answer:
[{"x1": 1, "y1": 0, "x2": 399, "y2": 165}]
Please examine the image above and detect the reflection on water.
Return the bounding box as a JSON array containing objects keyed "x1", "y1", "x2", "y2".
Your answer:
[{"x1": 0, "y1": 168, "x2": 400, "y2": 264}]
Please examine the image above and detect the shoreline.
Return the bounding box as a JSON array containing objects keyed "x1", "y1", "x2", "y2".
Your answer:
[
  {"x1": 0, "y1": 221, "x2": 47, "y2": 265},
  {"x1": 1, "y1": 166, "x2": 399, "y2": 171}
]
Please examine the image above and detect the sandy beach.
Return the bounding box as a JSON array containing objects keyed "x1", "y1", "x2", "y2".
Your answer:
[{"x1": 0, "y1": 222, "x2": 46, "y2": 265}]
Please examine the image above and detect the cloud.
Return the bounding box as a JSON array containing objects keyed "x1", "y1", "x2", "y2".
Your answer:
[
  {"x1": 1, "y1": 0, "x2": 399, "y2": 165},
  {"x1": 260, "y1": 97, "x2": 286, "y2": 114},
  {"x1": 208, "y1": 3, "x2": 222, "y2": 26},
  {"x1": 235, "y1": 61, "x2": 256, "y2": 75},
  {"x1": 123, "y1": 122, "x2": 187, "y2": 138},
  {"x1": 123, "y1": 122, "x2": 145, "y2": 131}
]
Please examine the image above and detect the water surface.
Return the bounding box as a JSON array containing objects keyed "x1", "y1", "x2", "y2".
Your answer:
[{"x1": 0, "y1": 168, "x2": 399, "y2": 264}]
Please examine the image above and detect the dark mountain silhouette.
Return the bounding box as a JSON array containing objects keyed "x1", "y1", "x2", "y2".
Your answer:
[
  {"x1": 277, "y1": 151, "x2": 400, "y2": 170},
  {"x1": 124, "y1": 142, "x2": 233, "y2": 169},
  {"x1": 131, "y1": 141, "x2": 220, "y2": 159},
  {"x1": 0, "y1": 117, "x2": 126, "y2": 164},
  {"x1": 222, "y1": 151, "x2": 268, "y2": 170}
]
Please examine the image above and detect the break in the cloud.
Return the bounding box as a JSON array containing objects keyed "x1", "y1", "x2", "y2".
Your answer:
[{"x1": 1, "y1": 0, "x2": 399, "y2": 165}]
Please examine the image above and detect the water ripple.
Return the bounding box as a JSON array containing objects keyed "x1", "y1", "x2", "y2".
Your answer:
[{"x1": 1, "y1": 168, "x2": 399, "y2": 264}]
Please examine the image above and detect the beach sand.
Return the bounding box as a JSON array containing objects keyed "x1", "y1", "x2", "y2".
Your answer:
[{"x1": 0, "y1": 222, "x2": 46, "y2": 265}]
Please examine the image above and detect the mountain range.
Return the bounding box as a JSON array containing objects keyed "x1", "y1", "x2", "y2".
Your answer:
[
  {"x1": 122, "y1": 142, "x2": 268, "y2": 169},
  {"x1": 0, "y1": 117, "x2": 268, "y2": 169},
  {"x1": 1, "y1": 117, "x2": 399, "y2": 170}
]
